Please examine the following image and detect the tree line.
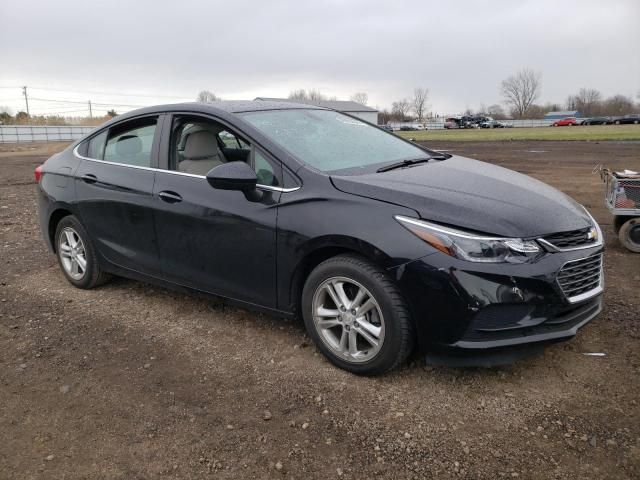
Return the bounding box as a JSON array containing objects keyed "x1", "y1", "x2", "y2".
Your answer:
[
  {"x1": 0, "y1": 109, "x2": 118, "y2": 126},
  {"x1": 3, "y1": 78, "x2": 636, "y2": 126}
]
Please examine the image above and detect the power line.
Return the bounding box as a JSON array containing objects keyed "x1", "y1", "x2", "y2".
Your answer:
[
  {"x1": 28, "y1": 97, "x2": 148, "y2": 108},
  {"x1": 23, "y1": 85, "x2": 190, "y2": 99}
]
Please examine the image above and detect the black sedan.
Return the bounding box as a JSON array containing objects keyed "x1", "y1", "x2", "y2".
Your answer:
[
  {"x1": 36, "y1": 101, "x2": 604, "y2": 374},
  {"x1": 581, "y1": 116, "x2": 612, "y2": 125},
  {"x1": 611, "y1": 114, "x2": 640, "y2": 125}
]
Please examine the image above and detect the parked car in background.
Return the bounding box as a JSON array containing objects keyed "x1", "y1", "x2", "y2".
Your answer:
[
  {"x1": 480, "y1": 118, "x2": 510, "y2": 129},
  {"x1": 581, "y1": 116, "x2": 612, "y2": 125},
  {"x1": 611, "y1": 114, "x2": 640, "y2": 125},
  {"x1": 444, "y1": 116, "x2": 485, "y2": 129},
  {"x1": 444, "y1": 117, "x2": 460, "y2": 129},
  {"x1": 381, "y1": 125, "x2": 393, "y2": 132},
  {"x1": 36, "y1": 101, "x2": 604, "y2": 374},
  {"x1": 552, "y1": 117, "x2": 578, "y2": 127}
]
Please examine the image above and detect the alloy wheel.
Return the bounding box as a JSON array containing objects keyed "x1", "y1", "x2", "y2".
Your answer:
[
  {"x1": 58, "y1": 227, "x2": 87, "y2": 280},
  {"x1": 311, "y1": 276, "x2": 385, "y2": 363}
]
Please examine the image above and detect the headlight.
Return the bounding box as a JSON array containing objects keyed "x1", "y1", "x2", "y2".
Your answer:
[
  {"x1": 395, "y1": 216, "x2": 541, "y2": 263},
  {"x1": 581, "y1": 204, "x2": 604, "y2": 244}
]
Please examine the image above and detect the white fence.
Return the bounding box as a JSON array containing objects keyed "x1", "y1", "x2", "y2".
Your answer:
[{"x1": 0, "y1": 125, "x2": 95, "y2": 143}]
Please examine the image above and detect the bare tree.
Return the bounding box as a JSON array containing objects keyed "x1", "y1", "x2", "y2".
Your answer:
[
  {"x1": 500, "y1": 68, "x2": 542, "y2": 118},
  {"x1": 308, "y1": 89, "x2": 326, "y2": 101},
  {"x1": 392, "y1": 99, "x2": 411, "y2": 120},
  {"x1": 350, "y1": 92, "x2": 368, "y2": 105},
  {"x1": 411, "y1": 88, "x2": 429, "y2": 121},
  {"x1": 288, "y1": 88, "x2": 334, "y2": 102},
  {"x1": 288, "y1": 89, "x2": 308, "y2": 101},
  {"x1": 570, "y1": 88, "x2": 602, "y2": 116},
  {"x1": 601, "y1": 94, "x2": 634, "y2": 116},
  {"x1": 197, "y1": 90, "x2": 220, "y2": 103},
  {"x1": 487, "y1": 104, "x2": 506, "y2": 119},
  {"x1": 378, "y1": 108, "x2": 392, "y2": 125}
]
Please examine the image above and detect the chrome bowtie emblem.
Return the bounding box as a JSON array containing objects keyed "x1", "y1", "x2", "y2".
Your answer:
[{"x1": 586, "y1": 227, "x2": 598, "y2": 241}]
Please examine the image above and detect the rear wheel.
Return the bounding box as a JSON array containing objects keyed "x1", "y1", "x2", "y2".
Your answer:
[
  {"x1": 618, "y1": 217, "x2": 640, "y2": 253},
  {"x1": 301, "y1": 254, "x2": 413, "y2": 375},
  {"x1": 55, "y1": 215, "x2": 110, "y2": 288},
  {"x1": 615, "y1": 120, "x2": 621, "y2": 125}
]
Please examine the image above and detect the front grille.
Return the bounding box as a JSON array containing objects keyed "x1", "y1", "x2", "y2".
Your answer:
[
  {"x1": 543, "y1": 227, "x2": 596, "y2": 249},
  {"x1": 557, "y1": 253, "x2": 603, "y2": 300}
]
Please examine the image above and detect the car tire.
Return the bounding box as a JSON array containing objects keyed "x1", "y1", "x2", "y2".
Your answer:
[
  {"x1": 301, "y1": 254, "x2": 413, "y2": 375},
  {"x1": 618, "y1": 217, "x2": 640, "y2": 253},
  {"x1": 615, "y1": 120, "x2": 621, "y2": 125},
  {"x1": 55, "y1": 215, "x2": 111, "y2": 289},
  {"x1": 634, "y1": 120, "x2": 639, "y2": 124}
]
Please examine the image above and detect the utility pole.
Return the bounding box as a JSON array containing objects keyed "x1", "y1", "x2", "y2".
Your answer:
[
  {"x1": 88, "y1": 100, "x2": 93, "y2": 119},
  {"x1": 22, "y1": 86, "x2": 30, "y2": 117}
]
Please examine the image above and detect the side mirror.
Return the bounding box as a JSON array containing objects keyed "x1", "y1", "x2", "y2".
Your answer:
[{"x1": 206, "y1": 161, "x2": 257, "y2": 191}]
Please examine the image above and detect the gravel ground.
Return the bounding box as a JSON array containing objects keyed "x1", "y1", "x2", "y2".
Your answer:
[{"x1": 1, "y1": 140, "x2": 639, "y2": 479}]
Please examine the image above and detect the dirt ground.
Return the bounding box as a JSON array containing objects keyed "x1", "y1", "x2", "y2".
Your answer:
[{"x1": 1, "y1": 141, "x2": 639, "y2": 480}]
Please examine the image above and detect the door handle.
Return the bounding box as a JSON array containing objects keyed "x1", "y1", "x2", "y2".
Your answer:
[
  {"x1": 81, "y1": 174, "x2": 97, "y2": 184},
  {"x1": 158, "y1": 191, "x2": 183, "y2": 203}
]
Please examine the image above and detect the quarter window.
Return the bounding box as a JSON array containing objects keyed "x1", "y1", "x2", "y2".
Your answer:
[{"x1": 87, "y1": 130, "x2": 107, "y2": 159}]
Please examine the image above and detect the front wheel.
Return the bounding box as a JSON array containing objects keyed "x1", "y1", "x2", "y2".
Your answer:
[
  {"x1": 618, "y1": 217, "x2": 640, "y2": 253},
  {"x1": 55, "y1": 215, "x2": 111, "y2": 288},
  {"x1": 301, "y1": 254, "x2": 413, "y2": 375}
]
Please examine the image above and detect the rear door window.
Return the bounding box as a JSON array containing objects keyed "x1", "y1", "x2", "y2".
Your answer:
[{"x1": 103, "y1": 118, "x2": 158, "y2": 167}]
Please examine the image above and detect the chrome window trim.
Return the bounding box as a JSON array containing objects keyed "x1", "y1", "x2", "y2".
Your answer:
[{"x1": 73, "y1": 145, "x2": 300, "y2": 193}]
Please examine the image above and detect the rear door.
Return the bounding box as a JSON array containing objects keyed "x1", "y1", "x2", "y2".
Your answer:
[{"x1": 75, "y1": 115, "x2": 163, "y2": 275}]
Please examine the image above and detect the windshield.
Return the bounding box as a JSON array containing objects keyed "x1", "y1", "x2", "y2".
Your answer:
[{"x1": 241, "y1": 109, "x2": 431, "y2": 174}]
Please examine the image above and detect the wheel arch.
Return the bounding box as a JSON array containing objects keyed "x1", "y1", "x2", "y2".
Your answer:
[
  {"x1": 287, "y1": 235, "x2": 396, "y2": 317},
  {"x1": 48, "y1": 208, "x2": 74, "y2": 252}
]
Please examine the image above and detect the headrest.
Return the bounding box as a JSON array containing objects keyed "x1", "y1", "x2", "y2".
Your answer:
[
  {"x1": 115, "y1": 135, "x2": 142, "y2": 156},
  {"x1": 183, "y1": 130, "x2": 219, "y2": 160}
]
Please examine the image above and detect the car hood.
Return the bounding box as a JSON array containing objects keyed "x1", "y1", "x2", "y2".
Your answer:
[{"x1": 331, "y1": 156, "x2": 591, "y2": 238}]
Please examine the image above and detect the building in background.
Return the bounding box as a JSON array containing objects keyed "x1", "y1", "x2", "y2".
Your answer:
[
  {"x1": 544, "y1": 110, "x2": 581, "y2": 120},
  {"x1": 254, "y1": 97, "x2": 379, "y2": 124}
]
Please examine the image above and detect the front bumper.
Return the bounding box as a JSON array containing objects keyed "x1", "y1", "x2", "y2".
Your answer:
[{"x1": 390, "y1": 246, "x2": 604, "y2": 358}]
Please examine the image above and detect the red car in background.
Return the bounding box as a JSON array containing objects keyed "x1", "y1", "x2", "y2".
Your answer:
[{"x1": 552, "y1": 117, "x2": 578, "y2": 126}]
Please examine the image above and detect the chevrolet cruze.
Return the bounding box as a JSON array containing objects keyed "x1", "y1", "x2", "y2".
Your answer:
[{"x1": 36, "y1": 101, "x2": 604, "y2": 374}]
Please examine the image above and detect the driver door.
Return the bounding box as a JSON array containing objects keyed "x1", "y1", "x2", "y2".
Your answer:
[{"x1": 152, "y1": 114, "x2": 282, "y2": 308}]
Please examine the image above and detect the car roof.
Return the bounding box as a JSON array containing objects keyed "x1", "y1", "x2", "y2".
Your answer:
[{"x1": 112, "y1": 100, "x2": 326, "y2": 123}]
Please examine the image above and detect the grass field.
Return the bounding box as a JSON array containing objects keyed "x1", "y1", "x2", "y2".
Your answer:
[{"x1": 397, "y1": 124, "x2": 640, "y2": 142}]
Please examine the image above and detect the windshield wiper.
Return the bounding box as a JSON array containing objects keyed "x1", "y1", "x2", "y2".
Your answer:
[{"x1": 376, "y1": 155, "x2": 447, "y2": 173}]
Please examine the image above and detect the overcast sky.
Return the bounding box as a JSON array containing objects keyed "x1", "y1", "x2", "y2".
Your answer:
[{"x1": 1, "y1": 0, "x2": 638, "y2": 117}]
